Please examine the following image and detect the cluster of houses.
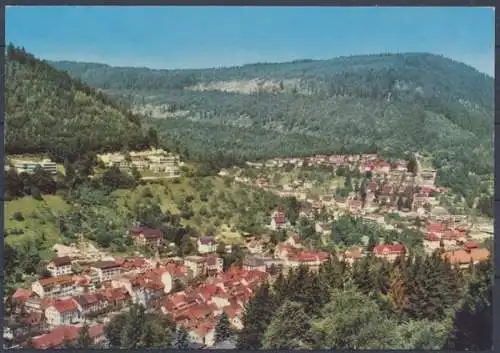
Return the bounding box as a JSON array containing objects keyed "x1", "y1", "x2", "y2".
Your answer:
[
  {"x1": 7, "y1": 226, "x2": 339, "y2": 349},
  {"x1": 97, "y1": 148, "x2": 181, "y2": 176},
  {"x1": 245, "y1": 153, "x2": 393, "y2": 169},
  {"x1": 244, "y1": 154, "x2": 432, "y2": 175},
  {"x1": 423, "y1": 221, "x2": 490, "y2": 266},
  {"x1": 241, "y1": 155, "x2": 422, "y2": 210},
  {"x1": 8, "y1": 214, "x2": 490, "y2": 349},
  {"x1": 6, "y1": 151, "x2": 492, "y2": 349}
]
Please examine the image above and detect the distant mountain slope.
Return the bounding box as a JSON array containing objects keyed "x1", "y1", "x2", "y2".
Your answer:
[
  {"x1": 50, "y1": 53, "x2": 493, "y2": 107},
  {"x1": 50, "y1": 53, "x2": 494, "y2": 199},
  {"x1": 5, "y1": 45, "x2": 153, "y2": 162}
]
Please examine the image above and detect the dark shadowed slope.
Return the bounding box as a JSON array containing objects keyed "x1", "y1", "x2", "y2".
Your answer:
[{"x1": 5, "y1": 44, "x2": 153, "y2": 163}]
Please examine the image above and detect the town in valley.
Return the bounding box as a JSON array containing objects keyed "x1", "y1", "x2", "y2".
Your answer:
[
  {"x1": 4, "y1": 151, "x2": 492, "y2": 349},
  {"x1": 4, "y1": 6, "x2": 494, "y2": 351}
]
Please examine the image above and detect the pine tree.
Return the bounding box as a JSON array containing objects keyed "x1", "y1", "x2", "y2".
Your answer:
[
  {"x1": 388, "y1": 267, "x2": 407, "y2": 313},
  {"x1": 139, "y1": 320, "x2": 159, "y2": 348},
  {"x1": 301, "y1": 272, "x2": 330, "y2": 316},
  {"x1": 76, "y1": 322, "x2": 93, "y2": 348},
  {"x1": 262, "y1": 301, "x2": 311, "y2": 349},
  {"x1": 367, "y1": 233, "x2": 378, "y2": 252},
  {"x1": 119, "y1": 304, "x2": 147, "y2": 348},
  {"x1": 272, "y1": 270, "x2": 288, "y2": 305},
  {"x1": 319, "y1": 256, "x2": 347, "y2": 290},
  {"x1": 447, "y1": 257, "x2": 492, "y2": 350},
  {"x1": 374, "y1": 259, "x2": 391, "y2": 295},
  {"x1": 397, "y1": 197, "x2": 404, "y2": 210},
  {"x1": 214, "y1": 312, "x2": 232, "y2": 344},
  {"x1": 172, "y1": 326, "x2": 190, "y2": 349},
  {"x1": 407, "y1": 155, "x2": 418, "y2": 174},
  {"x1": 237, "y1": 282, "x2": 277, "y2": 349},
  {"x1": 352, "y1": 255, "x2": 375, "y2": 295}
]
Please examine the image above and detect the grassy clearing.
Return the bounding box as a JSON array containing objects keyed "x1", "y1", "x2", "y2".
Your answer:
[
  {"x1": 4, "y1": 195, "x2": 71, "y2": 248},
  {"x1": 113, "y1": 176, "x2": 259, "y2": 244}
]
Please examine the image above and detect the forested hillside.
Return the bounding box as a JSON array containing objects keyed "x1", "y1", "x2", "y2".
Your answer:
[
  {"x1": 5, "y1": 45, "x2": 156, "y2": 163},
  {"x1": 50, "y1": 53, "x2": 494, "y2": 202}
]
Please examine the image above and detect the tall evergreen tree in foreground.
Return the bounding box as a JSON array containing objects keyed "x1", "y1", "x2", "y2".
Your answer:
[
  {"x1": 76, "y1": 322, "x2": 93, "y2": 348},
  {"x1": 105, "y1": 304, "x2": 175, "y2": 348},
  {"x1": 309, "y1": 287, "x2": 399, "y2": 349},
  {"x1": 262, "y1": 301, "x2": 312, "y2": 349},
  {"x1": 172, "y1": 326, "x2": 190, "y2": 349},
  {"x1": 214, "y1": 312, "x2": 232, "y2": 344},
  {"x1": 446, "y1": 257, "x2": 492, "y2": 350},
  {"x1": 237, "y1": 282, "x2": 276, "y2": 349}
]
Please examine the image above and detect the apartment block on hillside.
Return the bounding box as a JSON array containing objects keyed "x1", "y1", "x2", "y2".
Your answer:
[{"x1": 14, "y1": 159, "x2": 57, "y2": 175}]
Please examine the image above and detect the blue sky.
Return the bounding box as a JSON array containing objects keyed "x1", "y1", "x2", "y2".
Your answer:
[{"x1": 6, "y1": 6, "x2": 495, "y2": 76}]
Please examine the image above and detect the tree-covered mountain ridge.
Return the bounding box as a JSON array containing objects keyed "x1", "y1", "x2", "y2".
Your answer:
[
  {"x1": 5, "y1": 44, "x2": 157, "y2": 163},
  {"x1": 49, "y1": 53, "x2": 493, "y2": 200},
  {"x1": 51, "y1": 52, "x2": 492, "y2": 104}
]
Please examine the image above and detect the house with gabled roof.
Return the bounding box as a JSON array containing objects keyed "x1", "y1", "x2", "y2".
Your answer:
[
  {"x1": 197, "y1": 235, "x2": 217, "y2": 254},
  {"x1": 90, "y1": 261, "x2": 121, "y2": 282},
  {"x1": 73, "y1": 292, "x2": 109, "y2": 318},
  {"x1": 47, "y1": 256, "x2": 73, "y2": 277},
  {"x1": 270, "y1": 210, "x2": 287, "y2": 230},
  {"x1": 373, "y1": 243, "x2": 406, "y2": 262},
  {"x1": 44, "y1": 298, "x2": 82, "y2": 328},
  {"x1": 32, "y1": 275, "x2": 76, "y2": 299},
  {"x1": 130, "y1": 227, "x2": 164, "y2": 248},
  {"x1": 30, "y1": 324, "x2": 105, "y2": 349}
]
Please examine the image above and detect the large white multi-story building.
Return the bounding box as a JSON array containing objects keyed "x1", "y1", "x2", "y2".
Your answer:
[
  {"x1": 14, "y1": 159, "x2": 57, "y2": 175},
  {"x1": 97, "y1": 148, "x2": 180, "y2": 176}
]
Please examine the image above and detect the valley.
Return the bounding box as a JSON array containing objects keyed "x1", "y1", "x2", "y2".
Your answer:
[{"x1": 3, "y1": 44, "x2": 493, "y2": 350}]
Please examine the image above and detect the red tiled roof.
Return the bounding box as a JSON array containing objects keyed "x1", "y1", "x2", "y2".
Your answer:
[
  {"x1": 223, "y1": 303, "x2": 242, "y2": 319},
  {"x1": 425, "y1": 233, "x2": 440, "y2": 241},
  {"x1": 38, "y1": 275, "x2": 74, "y2": 288},
  {"x1": 373, "y1": 243, "x2": 405, "y2": 255},
  {"x1": 31, "y1": 326, "x2": 79, "y2": 349},
  {"x1": 79, "y1": 293, "x2": 102, "y2": 305},
  {"x1": 198, "y1": 284, "x2": 219, "y2": 301},
  {"x1": 420, "y1": 186, "x2": 436, "y2": 194},
  {"x1": 41, "y1": 298, "x2": 55, "y2": 310},
  {"x1": 464, "y1": 241, "x2": 479, "y2": 250},
  {"x1": 12, "y1": 288, "x2": 34, "y2": 304},
  {"x1": 289, "y1": 251, "x2": 329, "y2": 262},
  {"x1": 131, "y1": 227, "x2": 164, "y2": 239},
  {"x1": 122, "y1": 257, "x2": 147, "y2": 269},
  {"x1": 91, "y1": 261, "x2": 121, "y2": 270},
  {"x1": 31, "y1": 324, "x2": 103, "y2": 349},
  {"x1": 441, "y1": 231, "x2": 464, "y2": 240},
  {"x1": 427, "y1": 223, "x2": 446, "y2": 233},
  {"x1": 51, "y1": 298, "x2": 79, "y2": 313},
  {"x1": 186, "y1": 303, "x2": 213, "y2": 320},
  {"x1": 103, "y1": 287, "x2": 129, "y2": 301},
  {"x1": 165, "y1": 263, "x2": 186, "y2": 277},
  {"x1": 442, "y1": 248, "x2": 490, "y2": 265},
  {"x1": 50, "y1": 256, "x2": 72, "y2": 267}
]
